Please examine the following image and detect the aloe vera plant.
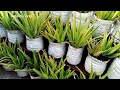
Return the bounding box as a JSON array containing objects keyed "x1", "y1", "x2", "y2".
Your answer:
[
  {"x1": 32, "y1": 51, "x2": 74, "y2": 79},
  {"x1": 95, "y1": 11, "x2": 119, "y2": 21},
  {"x1": 41, "y1": 16, "x2": 69, "y2": 43},
  {"x1": 0, "y1": 11, "x2": 19, "y2": 30},
  {"x1": 67, "y1": 16, "x2": 98, "y2": 48},
  {"x1": 87, "y1": 31, "x2": 120, "y2": 59},
  {"x1": 9, "y1": 11, "x2": 50, "y2": 39}
]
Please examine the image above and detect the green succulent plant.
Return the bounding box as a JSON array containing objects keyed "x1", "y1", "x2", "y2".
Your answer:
[
  {"x1": 87, "y1": 31, "x2": 120, "y2": 58},
  {"x1": 9, "y1": 11, "x2": 50, "y2": 39},
  {"x1": 67, "y1": 15, "x2": 98, "y2": 48},
  {"x1": 41, "y1": 16, "x2": 69, "y2": 43},
  {"x1": 32, "y1": 51, "x2": 74, "y2": 79},
  {"x1": 0, "y1": 11, "x2": 19, "y2": 30},
  {"x1": 95, "y1": 11, "x2": 119, "y2": 21}
]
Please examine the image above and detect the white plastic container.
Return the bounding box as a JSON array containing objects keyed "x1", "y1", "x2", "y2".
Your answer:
[
  {"x1": 93, "y1": 15, "x2": 114, "y2": 37},
  {"x1": 29, "y1": 72, "x2": 41, "y2": 79},
  {"x1": 3, "y1": 65, "x2": 14, "y2": 71},
  {"x1": 112, "y1": 20, "x2": 120, "y2": 43},
  {"x1": 26, "y1": 36, "x2": 44, "y2": 52},
  {"x1": 52, "y1": 11, "x2": 72, "y2": 24},
  {"x1": 48, "y1": 41, "x2": 66, "y2": 59},
  {"x1": 16, "y1": 71, "x2": 28, "y2": 77},
  {"x1": 107, "y1": 58, "x2": 120, "y2": 79},
  {"x1": 7, "y1": 30, "x2": 24, "y2": 44},
  {"x1": 84, "y1": 54, "x2": 109, "y2": 75},
  {"x1": 66, "y1": 44, "x2": 84, "y2": 65},
  {"x1": 72, "y1": 11, "x2": 94, "y2": 26},
  {"x1": 0, "y1": 25, "x2": 7, "y2": 38}
]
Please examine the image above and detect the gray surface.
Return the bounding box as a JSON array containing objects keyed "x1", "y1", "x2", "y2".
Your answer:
[{"x1": 0, "y1": 65, "x2": 30, "y2": 79}]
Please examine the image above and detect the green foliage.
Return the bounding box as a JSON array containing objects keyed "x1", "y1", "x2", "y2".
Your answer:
[
  {"x1": 95, "y1": 11, "x2": 119, "y2": 21},
  {"x1": 32, "y1": 51, "x2": 74, "y2": 79},
  {"x1": 0, "y1": 11, "x2": 19, "y2": 30},
  {"x1": 41, "y1": 16, "x2": 69, "y2": 43},
  {"x1": 67, "y1": 15, "x2": 98, "y2": 48},
  {"x1": 87, "y1": 31, "x2": 120, "y2": 58},
  {"x1": 9, "y1": 11, "x2": 50, "y2": 39}
]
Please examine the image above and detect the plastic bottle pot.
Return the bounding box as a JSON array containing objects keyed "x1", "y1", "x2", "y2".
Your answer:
[
  {"x1": 3, "y1": 65, "x2": 14, "y2": 71},
  {"x1": 29, "y1": 72, "x2": 41, "y2": 79},
  {"x1": 26, "y1": 36, "x2": 44, "y2": 52},
  {"x1": 7, "y1": 30, "x2": 24, "y2": 44},
  {"x1": 52, "y1": 11, "x2": 72, "y2": 25},
  {"x1": 0, "y1": 25, "x2": 7, "y2": 38},
  {"x1": 16, "y1": 71, "x2": 28, "y2": 77},
  {"x1": 112, "y1": 20, "x2": 120, "y2": 43},
  {"x1": 84, "y1": 54, "x2": 109, "y2": 76},
  {"x1": 66, "y1": 44, "x2": 84, "y2": 65},
  {"x1": 93, "y1": 15, "x2": 114, "y2": 37},
  {"x1": 48, "y1": 41, "x2": 66, "y2": 59},
  {"x1": 107, "y1": 58, "x2": 120, "y2": 79},
  {"x1": 71, "y1": 11, "x2": 94, "y2": 26}
]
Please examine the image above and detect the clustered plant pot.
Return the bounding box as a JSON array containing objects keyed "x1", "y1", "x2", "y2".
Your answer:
[
  {"x1": 66, "y1": 44, "x2": 84, "y2": 65},
  {"x1": 7, "y1": 30, "x2": 24, "y2": 44},
  {"x1": 52, "y1": 11, "x2": 72, "y2": 25},
  {"x1": 48, "y1": 41, "x2": 66, "y2": 59},
  {"x1": 3, "y1": 65, "x2": 14, "y2": 71},
  {"x1": 0, "y1": 25, "x2": 7, "y2": 38},
  {"x1": 107, "y1": 58, "x2": 120, "y2": 79},
  {"x1": 84, "y1": 53, "x2": 109, "y2": 75},
  {"x1": 72, "y1": 11, "x2": 94, "y2": 26},
  {"x1": 26, "y1": 36, "x2": 44, "y2": 52},
  {"x1": 16, "y1": 71, "x2": 29, "y2": 77},
  {"x1": 93, "y1": 15, "x2": 114, "y2": 37}
]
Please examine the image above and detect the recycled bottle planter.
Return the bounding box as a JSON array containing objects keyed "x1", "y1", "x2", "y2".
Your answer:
[
  {"x1": 7, "y1": 30, "x2": 24, "y2": 44},
  {"x1": 112, "y1": 20, "x2": 120, "y2": 43},
  {"x1": 72, "y1": 11, "x2": 94, "y2": 26},
  {"x1": 107, "y1": 58, "x2": 120, "y2": 79},
  {"x1": 3, "y1": 65, "x2": 14, "y2": 71},
  {"x1": 48, "y1": 41, "x2": 66, "y2": 59},
  {"x1": 51, "y1": 11, "x2": 72, "y2": 25},
  {"x1": 84, "y1": 54, "x2": 109, "y2": 75},
  {"x1": 26, "y1": 36, "x2": 44, "y2": 52},
  {"x1": 16, "y1": 71, "x2": 28, "y2": 77},
  {"x1": 0, "y1": 25, "x2": 7, "y2": 38},
  {"x1": 93, "y1": 15, "x2": 114, "y2": 37},
  {"x1": 66, "y1": 44, "x2": 84, "y2": 65},
  {"x1": 29, "y1": 72, "x2": 41, "y2": 79}
]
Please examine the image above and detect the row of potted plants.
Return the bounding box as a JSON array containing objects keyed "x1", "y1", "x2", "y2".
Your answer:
[
  {"x1": 0, "y1": 39, "x2": 110, "y2": 79},
  {"x1": 0, "y1": 11, "x2": 120, "y2": 79}
]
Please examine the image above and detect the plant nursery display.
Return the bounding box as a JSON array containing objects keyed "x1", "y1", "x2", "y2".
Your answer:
[
  {"x1": 66, "y1": 16, "x2": 98, "y2": 65},
  {"x1": 41, "y1": 17, "x2": 69, "y2": 59},
  {"x1": 0, "y1": 11, "x2": 24, "y2": 43},
  {"x1": 51, "y1": 11, "x2": 72, "y2": 25},
  {"x1": 85, "y1": 31, "x2": 120, "y2": 75},
  {"x1": 0, "y1": 11, "x2": 120, "y2": 79},
  {"x1": 11, "y1": 11, "x2": 50, "y2": 52},
  {"x1": 94, "y1": 11, "x2": 119, "y2": 36},
  {"x1": 72, "y1": 11, "x2": 94, "y2": 26}
]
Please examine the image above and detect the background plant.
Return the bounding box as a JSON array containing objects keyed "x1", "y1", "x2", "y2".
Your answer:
[
  {"x1": 95, "y1": 11, "x2": 119, "y2": 21},
  {"x1": 10, "y1": 11, "x2": 50, "y2": 39},
  {"x1": 67, "y1": 16, "x2": 98, "y2": 48},
  {"x1": 32, "y1": 51, "x2": 75, "y2": 79},
  {"x1": 0, "y1": 11, "x2": 19, "y2": 30},
  {"x1": 41, "y1": 16, "x2": 69, "y2": 43},
  {"x1": 87, "y1": 31, "x2": 120, "y2": 58}
]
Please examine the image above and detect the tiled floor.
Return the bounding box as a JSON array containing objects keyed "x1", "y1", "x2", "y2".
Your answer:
[{"x1": 0, "y1": 66, "x2": 30, "y2": 79}]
